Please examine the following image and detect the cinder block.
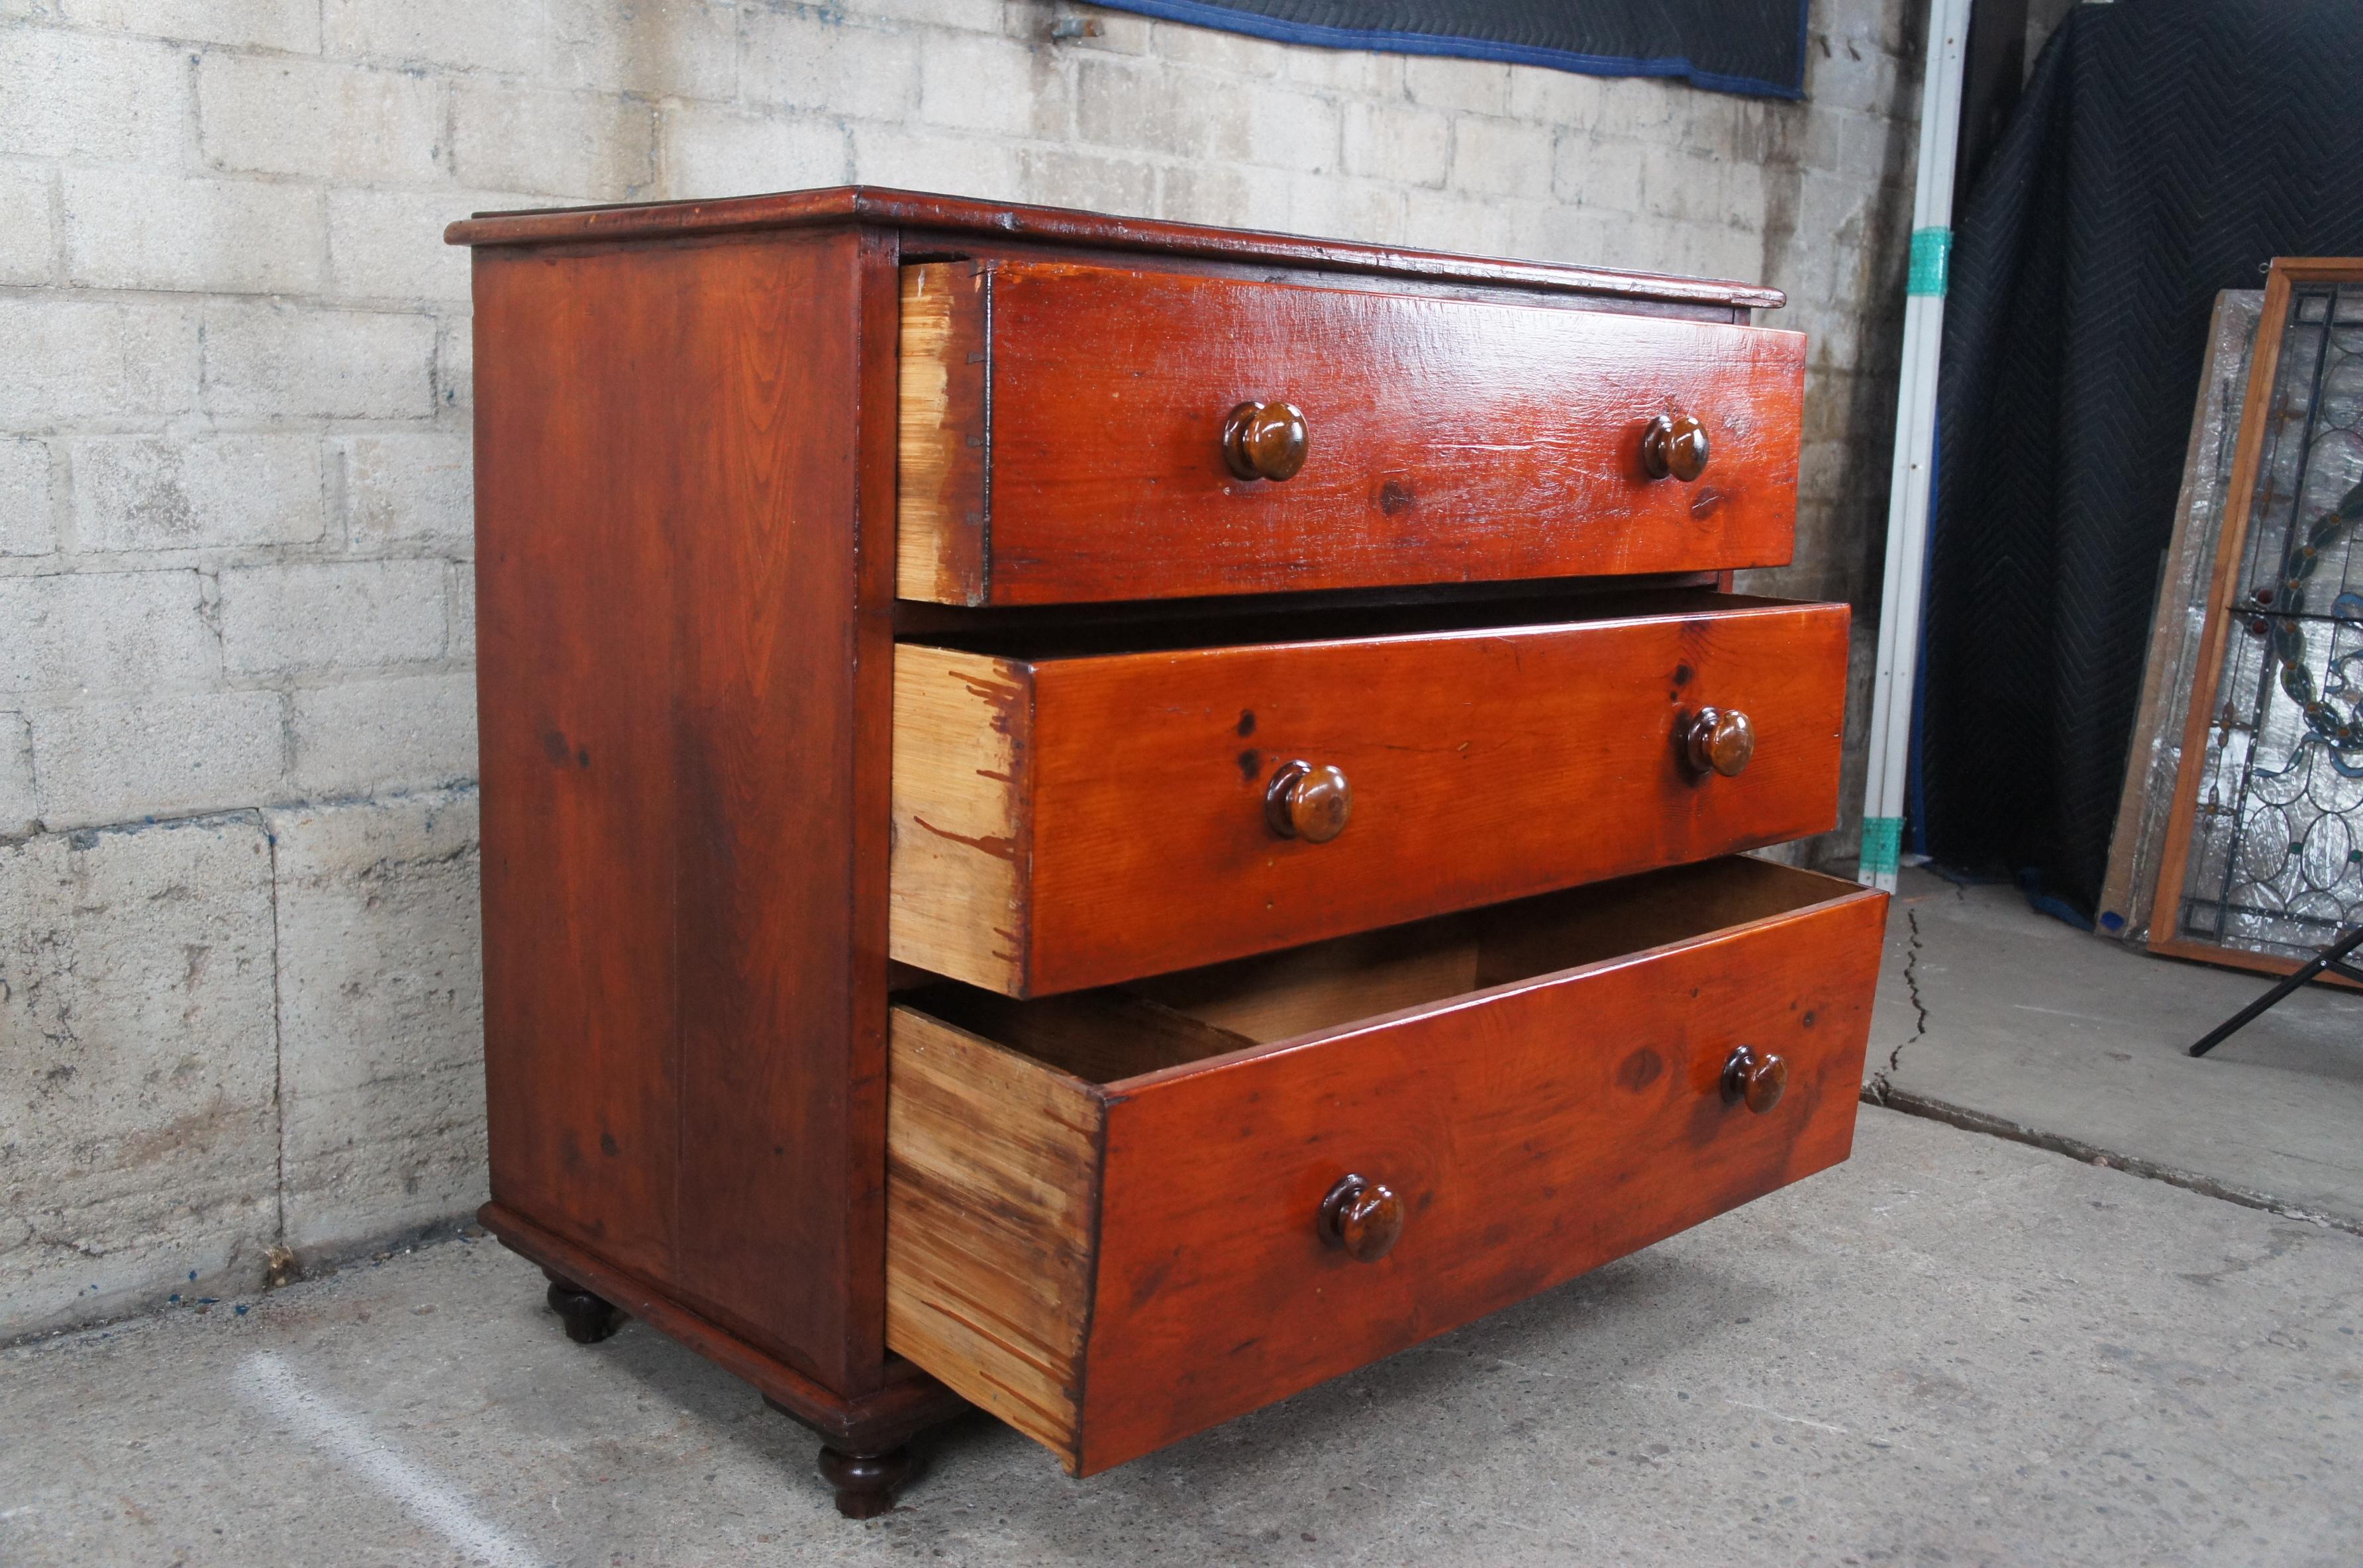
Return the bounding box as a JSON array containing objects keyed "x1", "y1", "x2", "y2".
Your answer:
[
  {"x1": 866, "y1": 0, "x2": 1005, "y2": 28},
  {"x1": 268, "y1": 789, "x2": 486, "y2": 1253},
  {"x1": 197, "y1": 54, "x2": 445, "y2": 185},
  {"x1": 548, "y1": 0, "x2": 738, "y2": 99},
  {"x1": 1287, "y1": 173, "x2": 1401, "y2": 246},
  {"x1": 446, "y1": 561, "x2": 474, "y2": 663},
  {"x1": 324, "y1": 0, "x2": 546, "y2": 74},
  {"x1": 1158, "y1": 160, "x2": 1289, "y2": 234},
  {"x1": 0, "y1": 710, "x2": 33, "y2": 834},
  {"x1": 1149, "y1": 17, "x2": 1282, "y2": 77},
  {"x1": 1404, "y1": 55, "x2": 1510, "y2": 116},
  {"x1": 27, "y1": 689, "x2": 287, "y2": 828},
  {"x1": 0, "y1": 163, "x2": 54, "y2": 286},
  {"x1": 1019, "y1": 148, "x2": 1157, "y2": 219},
  {"x1": 336, "y1": 431, "x2": 471, "y2": 552},
  {"x1": 1639, "y1": 142, "x2": 1723, "y2": 225},
  {"x1": 1209, "y1": 83, "x2": 1339, "y2": 174},
  {"x1": 1840, "y1": 109, "x2": 1907, "y2": 187},
  {"x1": 660, "y1": 105, "x2": 845, "y2": 203},
  {"x1": 1507, "y1": 62, "x2": 1607, "y2": 128},
  {"x1": 1341, "y1": 101, "x2": 1450, "y2": 189},
  {"x1": 1282, "y1": 42, "x2": 1403, "y2": 95},
  {"x1": 0, "y1": 28, "x2": 185, "y2": 163},
  {"x1": 56, "y1": 0, "x2": 322, "y2": 51},
  {"x1": 1807, "y1": 36, "x2": 1897, "y2": 117},
  {"x1": 0, "y1": 439, "x2": 56, "y2": 558},
  {"x1": 438, "y1": 318, "x2": 472, "y2": 415},
  {"x1": 918, "y1": 30, "x2": 1063, "y2": 138},
  {"x1": 1597, "y1": 75, "x2": 1676, "y2": 133},
  {"x1": 217, "y1": 558, "x2": 450, "y2": 676},
  {"x1": 1553, "y1": 130, "x2": 1643, "y2": 213},
  {"x1": 1403, "y1": 186, "x2": 1512, "y2": 259},
  {"x1": 64, "y1": 169, "x2": 325, "y2": 296},
  {"x1": 0, "y1": 298, "x2": 199, "y2": 423},
  {"x1": 451, "y1": 82, "x2": 655, "y2": 199},
  {"x1": 0, "y1": 569, "x2": 214, "y2": 699},
  {"x1": 1076, "y1": 56, "x2": 1189, "y2": 155},
  {"x1": 74, "y1": 435, "x2": 325, "y2": 554},
  {"x1": 202, "y1": 299, "x2": 437, "y2": 420},
  {"x1": 0, "y1": 814, "x2": 280, "y2": 1338},
  {"x1": 848, "y1": 123, "x2": 1022, "y2": 203},
  {"x1": 742, "y1": 10, "x2": 919, "y2": 122},
  {"x1": 1451, "y1": 114, "x2": 1556, "y2": 201},
  {"x1": 327, "y1": 187, "x2": 520, "y2": 303},
  {"x1": 289, "y1": 671, "x2": 476, "y2": 798}
]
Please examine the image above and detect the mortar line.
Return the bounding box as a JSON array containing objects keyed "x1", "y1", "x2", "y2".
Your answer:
[
  {"x1": 1864, "y1": 1085, "x2": 2363, "y2": 1238},
  {"x1": 264, "y1": 808, "x2": 287, "y2": 1250}
]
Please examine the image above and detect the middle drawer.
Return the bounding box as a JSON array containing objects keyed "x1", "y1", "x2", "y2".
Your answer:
[{"x1": 891, "y1": 593, "x2": 1847, "y2": 996}]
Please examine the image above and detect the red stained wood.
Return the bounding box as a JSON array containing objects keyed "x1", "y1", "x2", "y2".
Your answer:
[
  {"x1": 444, "y1": 185, "x2": 1784, "y2": 311},
  {"x1": 1084, "y1": 867, "x2": 1884, "y2": 1472},
  {"x1": 894, "y1": 595, "x2": 1849, "y2": 995},
  {"x1": 888, "y1": 858, "x2": 1887, "y2": 1476},
  {"x1": 473, "y1": 224, "x2": 897, "y2": 1395},
  {"x1": 899, "y1": 260, "x2": 1805, "y2": 605}
]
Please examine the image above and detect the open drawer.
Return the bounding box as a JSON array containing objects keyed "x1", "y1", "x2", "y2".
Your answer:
[
  {"x1": 884, "y1": 854, "x2": 1886, "y2": 1475},
  {"x1": 891, "y1": 591, "x2": 1848, "y2": 997}
]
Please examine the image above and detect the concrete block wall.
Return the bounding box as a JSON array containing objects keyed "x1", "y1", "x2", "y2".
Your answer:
[{"x1": 0, "y1": 0, "x2": 1923, "y2": 1338}]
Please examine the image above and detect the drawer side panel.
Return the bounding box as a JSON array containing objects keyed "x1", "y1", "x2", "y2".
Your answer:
[
  {"x1": 885, "y1": 1008, "x2": 1105, "y2": 1469},
  {"x1": 891, "y1": 645, "x2": 1034, "y2": 993}
]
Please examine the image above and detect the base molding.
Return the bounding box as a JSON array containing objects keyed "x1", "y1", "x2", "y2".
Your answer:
[{"x1": 479, "y1": 1201, "x2": 967, "y2": 1451}]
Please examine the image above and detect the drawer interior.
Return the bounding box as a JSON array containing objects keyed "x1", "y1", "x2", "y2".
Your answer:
[{"x1": 902, "y1": 853, "x2": 1853, "y2": 1079}]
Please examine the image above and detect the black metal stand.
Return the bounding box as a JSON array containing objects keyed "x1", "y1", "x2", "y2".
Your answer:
[{"x1": 2188, "y1": 925, "x2": 2363, "y2": 1057}]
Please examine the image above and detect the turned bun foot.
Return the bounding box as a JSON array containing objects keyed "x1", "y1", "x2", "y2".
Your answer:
[
  {"x1": 817, "y1": 1444, "x2": 914, "y2": 1519},
  {"x1": 542, "y1": 1271, "x2": 622, "y2": 1344}
]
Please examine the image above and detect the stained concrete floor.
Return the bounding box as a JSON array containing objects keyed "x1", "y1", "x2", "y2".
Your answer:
[
  {"x1": 1872, "y1": 867, "x2": 2363, "y2": 1229},
  {"x1": 6, "y1": 883, "x2": 2362, "y2": 1567}
]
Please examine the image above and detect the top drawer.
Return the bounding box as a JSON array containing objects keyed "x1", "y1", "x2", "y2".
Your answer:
[{"x1": 897, "y1": 260, "x2": 1805, "y2": 606}]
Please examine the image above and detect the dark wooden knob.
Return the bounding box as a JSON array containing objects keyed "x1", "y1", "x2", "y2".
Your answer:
[
  {"x1": 1317, "y1": 1174, "x2": 1403, "y2": 1262},
  {"x1": 1265, "y1": 760, "x2": 1352, "y2": 842},
  {"x1": 1641, "y1": 412, "x2": 1710, "y2": 482},
  {"x1": 1223, "y1": 400, "x2": 1309, "y2": 481},
  {"x1": 1684, "y1": 707, "x2": 1754, "y2": 777},
  {"x1": 1722, "y1": 1046, "x2": 1788, "y2": 1114}
]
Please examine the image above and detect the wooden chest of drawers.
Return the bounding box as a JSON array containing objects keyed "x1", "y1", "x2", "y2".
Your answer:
[{"x1": 448, "y1": 187, "x2": 1884, "y2": 1518}]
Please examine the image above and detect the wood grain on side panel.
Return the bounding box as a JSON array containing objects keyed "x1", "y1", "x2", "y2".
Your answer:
[
  {"x1": 896, "y1": 263, "x2": 990, "y2": 605},
  {"x1": 890, "y1": 644, "x2": 1032, "y2": 995},
  {"x1": 884, "y1": 1008, "x2": 1104, "y2": 1465},
  {"x1": 473, "y1": 226, "x2": 889, "y2": 1395}
]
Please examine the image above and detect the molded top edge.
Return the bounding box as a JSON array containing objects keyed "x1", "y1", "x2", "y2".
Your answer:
[{"x1": 442, "y1": 185, "x2": 1785, "y2": 311}]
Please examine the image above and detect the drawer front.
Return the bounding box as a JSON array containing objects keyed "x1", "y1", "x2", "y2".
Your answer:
[
  {"x1": 891, "y1": 597, "x2": 1848, "y2": 997},
  {"x1": 885, "y1": 858, "x2": 1889, "y2": 1475},
  {"x1": 897, "y1": 261, "x2": 1806, "y2": 605}
]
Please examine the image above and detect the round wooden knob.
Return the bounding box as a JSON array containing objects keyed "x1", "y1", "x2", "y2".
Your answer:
[
  {"x1": 1223, "y1": 400, "x2": 1309, "y2": 481},
  {"x1": 1265, "y1": 760, "x2": 1351, "y2": 843},
  {"x1": 1641, "y1": 412, "x2": 1710, "y2": 482},
  {"x1": 1317, "y1": 1174, "x2": 1403, "y2": 1262},
  {"x1": 1684, "y1": 707, "x2": 1754, "y2": 777},
  {"x1": 1722, "y1": 1046, "x2": 1788, "y2": 1114}
]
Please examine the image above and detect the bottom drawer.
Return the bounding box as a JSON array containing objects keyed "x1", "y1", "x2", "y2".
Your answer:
[{"x1": 885, "y1": 856, "x2": 1886, "y2": 1476}]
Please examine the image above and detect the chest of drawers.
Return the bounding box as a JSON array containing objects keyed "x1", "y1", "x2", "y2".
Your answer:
[{"x1": 447, "y1": 187, "x2": 1885, "y2": 1516}]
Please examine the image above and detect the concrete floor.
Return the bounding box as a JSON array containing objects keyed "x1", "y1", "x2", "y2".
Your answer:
[
  {"x1": 1872, "y1": 868, "x2": 2363, "y2": 1230},
  {"x1": 6, "y1": 882, "x2": 2362, "y2": 1566}
]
